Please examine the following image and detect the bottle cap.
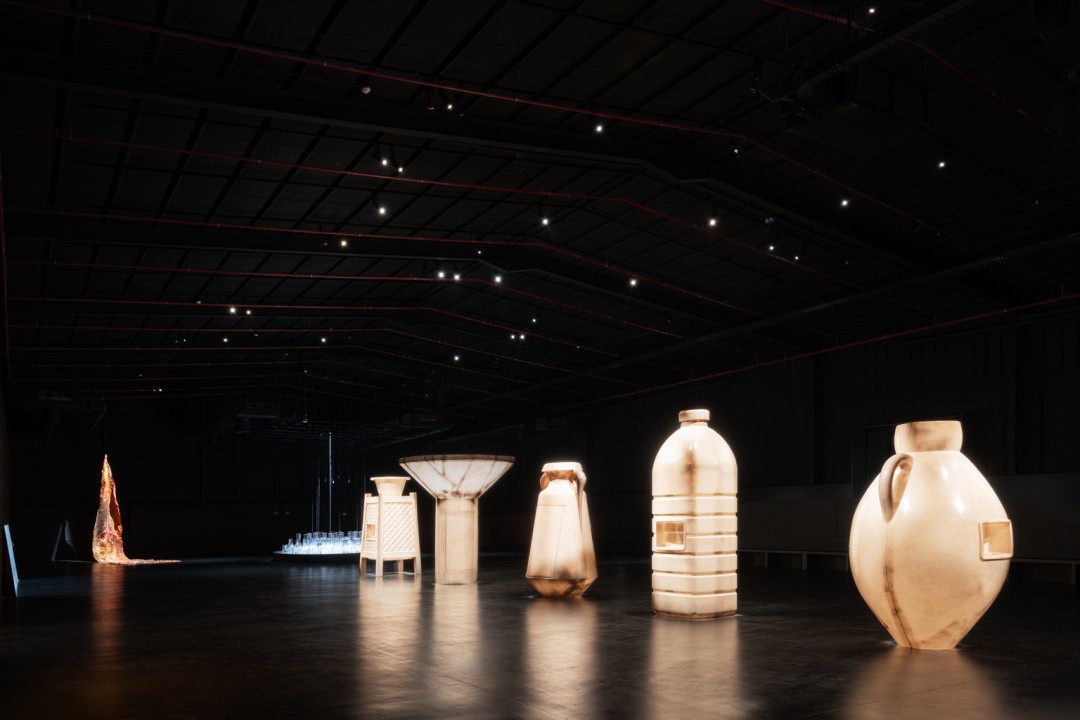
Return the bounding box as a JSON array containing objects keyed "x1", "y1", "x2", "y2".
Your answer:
[{"x1": 679, "y1": 409, "x2": 710, "y2": 423}]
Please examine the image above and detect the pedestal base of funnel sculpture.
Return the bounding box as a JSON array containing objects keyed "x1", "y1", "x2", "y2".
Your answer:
[{"x1": 435, "y1": 497, "x2": 478, "y2": 585}]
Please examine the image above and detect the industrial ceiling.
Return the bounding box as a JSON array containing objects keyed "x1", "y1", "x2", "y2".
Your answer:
[{"x1": 1, "y1": 0, "x2": 1078, "y2": 446}]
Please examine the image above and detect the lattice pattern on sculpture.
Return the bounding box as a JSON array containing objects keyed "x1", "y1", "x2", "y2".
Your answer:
[{"x1": 360, "y1": 476, "x2": 421, "y2": 577}]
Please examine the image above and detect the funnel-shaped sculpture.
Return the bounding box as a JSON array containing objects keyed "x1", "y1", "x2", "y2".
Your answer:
[
  {"x1": 93, "y1": 455, "x2": 131, "y2": 564},
  {"x1": 399, "y1": 454, "x2": 514, "y2": 584},
  {"x1": 526, "y1": 462, "x2": 597, "y2": 598}
]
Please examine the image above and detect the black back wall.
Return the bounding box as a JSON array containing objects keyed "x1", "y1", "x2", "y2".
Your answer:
[{"x1": 7, "y1": 313, "x2": 1080, "y2": 570}]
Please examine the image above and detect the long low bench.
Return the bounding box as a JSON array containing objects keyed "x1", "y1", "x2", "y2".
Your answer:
[{"x1": 738, "y1": 549, "x2": 1079, "y2": 584}]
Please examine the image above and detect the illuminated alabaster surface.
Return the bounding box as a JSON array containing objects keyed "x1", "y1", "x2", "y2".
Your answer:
[
  {"x1": 92, "y1": 455, "x2": 177, "y2": 566},
  {"x1": 652, "y1": 409, "x2": 738, "y2": 619},
  {"x1": 360, "y1": 476, "x2": 422, "y2": 577},
  {"x1": 399, "y1": 454, "x2": 514, "y2": 584},
  {"x1": 526, "y1": 462, "x2": 597, "y2": 598},
  {"x1": 850, "y1": 420, "x2": 1012, "y2": 649}
]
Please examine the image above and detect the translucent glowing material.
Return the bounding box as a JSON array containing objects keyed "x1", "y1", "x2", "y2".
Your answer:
[
  {"x1": 399, "y1": 454, "x2": 514, "y2": 584},
  {"x1": 92, "y1": 455, "x2": 131, "y2": 564},
  {"x1": 360, "y1": 476, "x2": 421, "y2": 576},
  {"x1": 652, "y1": 410, "x2": 738, "y2": 619},
  {"x1": 850, "y1": 420, "x2": 1013, "y2": 649},
  {"x1": 526, "y1": 462, "x2": 597, "y2": 598},
  {"x1": 279, "y1": 531, "x2": 362, "y2": 555},
  {"x1": 92, "y1": 455, "x2": 177, "y2": 565}
]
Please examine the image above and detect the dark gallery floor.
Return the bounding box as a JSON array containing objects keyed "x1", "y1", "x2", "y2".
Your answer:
[{"x1": 1, "y1": 556, "x2": 1078, "y2": 719}]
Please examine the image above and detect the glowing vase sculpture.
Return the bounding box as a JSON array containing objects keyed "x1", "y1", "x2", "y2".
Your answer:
[
  {"x1": 399, "y1": 454, "x2": 514, "y2": 584},
  {"x1": 652, "y1": 409, "x2": 738, "y2": 618},
  {"x1": 360, "y1": 476, "x2": 422, "y2": 577},
  {"x1": 849, "y1": 420, "x2": 1013, "y2": 649},
  {"x1": 526, "y1": 462, "x2": 597, "y2": 598},
  {"x1": 92, "y1": 455, "x2": 131, "y2": 564}
]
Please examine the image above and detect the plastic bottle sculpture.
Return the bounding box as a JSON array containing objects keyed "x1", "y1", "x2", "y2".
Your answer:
[
  {"x1": 652, "y1": 409, "x2": 738, "y2": 618},
  {"x1": 526, "y1": 462, "x2": 597, "y2": 598},
  {"x1": 849, "y1": 420, "x2": 1013, "y2": 649},
  {"x1": 92, "y1": 455, "x2": 131, "y2": 564}
]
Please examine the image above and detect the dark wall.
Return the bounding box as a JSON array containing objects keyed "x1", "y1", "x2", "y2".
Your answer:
[
  {"x1": 1, "y1": 381, "x2": 12, "y2": 597},
  {"x1": 8, "y1": 314, "x2": 1080, "y2": 568}
]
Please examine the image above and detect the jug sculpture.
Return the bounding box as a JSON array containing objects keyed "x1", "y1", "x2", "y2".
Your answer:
[
  {"x1": 652, "y1": 409, "x2": 738, "y2": 618},
  {"x1": 526, "y1": 462, "x2": 597, "y2": 598},
  {"x1": 849, "y1": 420, "x2": 1013, "y2": 649},
  {"x1": 359, "y1": 476, "x2": 422, "y2": 577}
]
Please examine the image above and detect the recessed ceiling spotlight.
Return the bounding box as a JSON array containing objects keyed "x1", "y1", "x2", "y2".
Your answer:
[
  {"x1": 868, "y1": 6, "x2": 876, "y2": 14},
  {"x1": 708, "y1": 217, "x2": 717, "y2": 227},
  {"x1": 321, "y1": 337, "x2": 327, "y2": 343},
  {"x1": 629, "y1": 278, "x2": 638, "y2": 287},
  {"x1": 245, "y1": 309, "x2": 252, "y2": 315},
  {"x1": 541, "y1": 217, "x2": 549, "y2": 226},
  {"x1": 361, "y1": 85, "x2": 372, "y2": 95},
  {"x1": 768, "y1": 244, "x2": 776, "y2": 252},
  {"x1": 437, "y1": 270, "x2": 446, "y2": 279},
  {"x1": 938, "y1": 159, "x2": 947, "y2": 169},
  {"x1": 453, "y1": 354, "x2": 460, "y2": 362},
  {"x1": 223, "y1": 337, "x2": 229, "y2": 343},
  {"x1": 595, "y1": 123, "x2": 604, "y2": 133},
  {"x1": 397, "y1": 166, "x2": 405, "y2": 174},
  {"x1": 340, "y1": 239, "x2": 348, "y2": 248},
  {"x1": 510, "y1": 333, "x2": 517, "y2": 340},
  {"x1": 531, "y1": 317, "x2": 537, "y2": 323},
  {"x1": 494, "y1": 275, "x2": 502, "y2": 283},
  {"x1": 794, "y1": 254, "x2": 800, "y2": 261},
  {"x1": 229, "y1": 306, "x2": 237, "y2": 314},
  {"x1": 840, "y1": 198, "x2": 850, "y2": 207},
  {"x1": 519, "y1": 333, "x2": 525, "y2": 340},
  {"x1": 476, "y1": 249, "x2": 482, "y2": 255},
  {"x1": 378, "y1": 205, "x2": 387, "y2": 215},
  {"x1": 453, "y1": 273, "x2": 461, "y2": 281},
  {"x1": 381, "y1": 158, "x2": 389, "y2": 167}
]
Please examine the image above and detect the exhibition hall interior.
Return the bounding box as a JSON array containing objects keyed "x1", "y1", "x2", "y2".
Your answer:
[{"x1": 1, "y1": 0, "x2": 1079, "y2": 717}]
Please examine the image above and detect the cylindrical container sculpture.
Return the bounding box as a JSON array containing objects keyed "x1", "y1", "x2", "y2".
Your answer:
[
  {"x1": 526, "y1": 462, "x2": 597, "y2": 598},
  {"x1": 652, "y1": 409, "x2": 738, "y2": 618},
  {"x1": 849, "y1": 420, "x2": 1013, "y2": 649},
  {"x1": 399, "y1": 454, "x2": 514, "y2": 585}
]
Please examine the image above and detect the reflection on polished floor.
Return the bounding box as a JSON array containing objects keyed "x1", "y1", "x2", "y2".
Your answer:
[{"x1": 1, "y1": 556, "x2": 1078, "y2": 719}]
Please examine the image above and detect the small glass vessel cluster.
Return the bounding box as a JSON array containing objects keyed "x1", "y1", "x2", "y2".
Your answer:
[{"x1": 279, "y1": 530, "x2": 362, "y2": 555}]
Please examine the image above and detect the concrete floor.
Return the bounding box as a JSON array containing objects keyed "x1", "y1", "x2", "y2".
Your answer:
[{"x1": 1, "y1": 556, "x2": 1078, "y2": 719}]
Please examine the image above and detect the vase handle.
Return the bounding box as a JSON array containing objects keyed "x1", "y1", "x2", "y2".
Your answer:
[{"x1": 878, "y1": 453, "x2": 913, "y2": 520}]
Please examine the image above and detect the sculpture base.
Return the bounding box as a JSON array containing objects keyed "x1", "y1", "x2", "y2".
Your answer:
[
  {"x1": 435, "y1": 497, "x2": 478, "y2": 585},
  {"x1": 527, "y1": 576, "x2": 595, "y2": 599},
  {"x1": 652, "y1": 590, "x2": 736, "y2": 619}
]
